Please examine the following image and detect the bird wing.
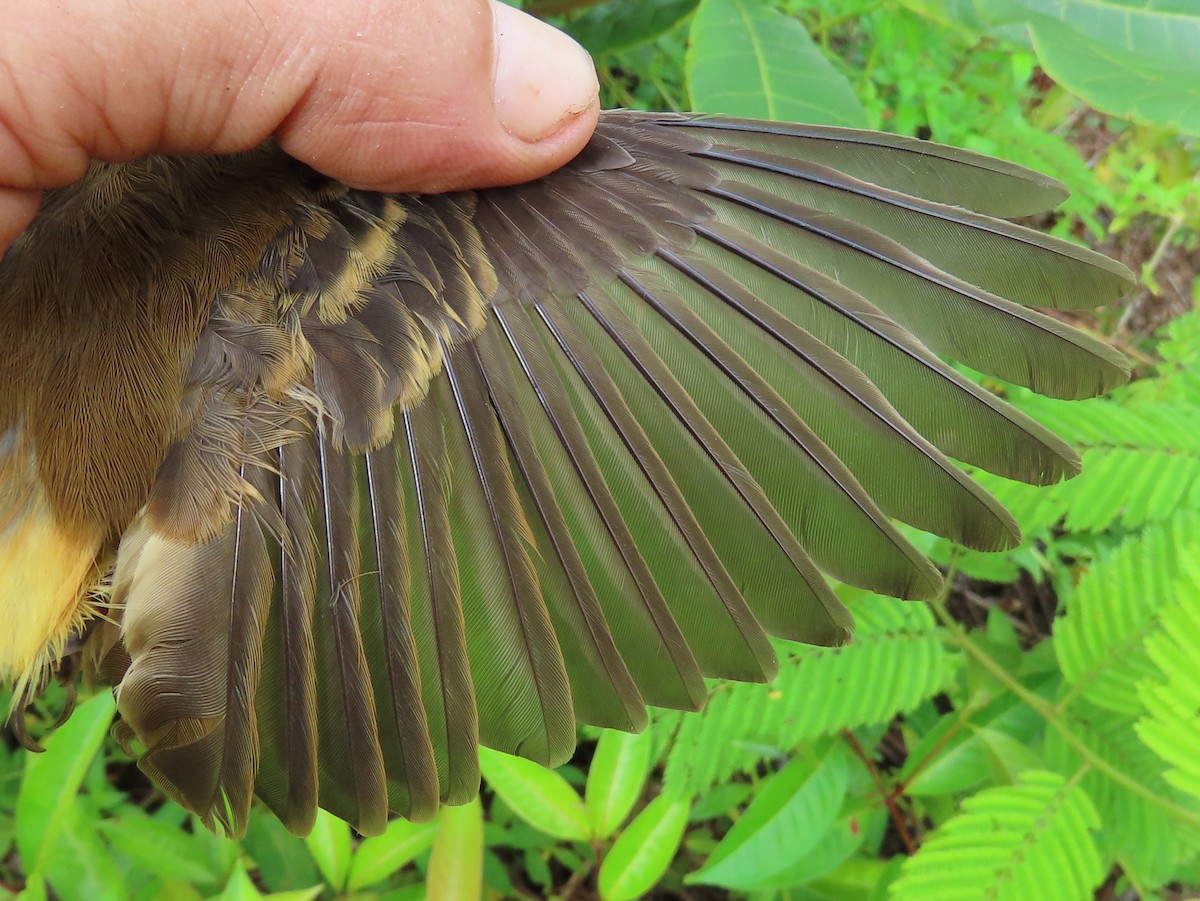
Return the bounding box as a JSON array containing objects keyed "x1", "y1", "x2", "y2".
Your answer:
[{"x1": 82, "y1": 111, "x2": 1132, "y2": 836}]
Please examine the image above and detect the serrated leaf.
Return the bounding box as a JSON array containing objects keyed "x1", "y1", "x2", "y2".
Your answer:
[
  {"x1": 685, "y1": 0, "x2": 868, "y2": 125},
  {"x1": 598, "y1": 795, "x2": 690, "y2": 901},
  {"x1": 585, "y1": 730, "x2": 652, "y2": 838},
  {"x1": 479, "y1": 747, "x2": 591, "y2": 841}
]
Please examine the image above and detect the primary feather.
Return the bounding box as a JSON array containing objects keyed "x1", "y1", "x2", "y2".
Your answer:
[{"x1": 0, "y1": 111, "x2": 1132, "y2": 835}]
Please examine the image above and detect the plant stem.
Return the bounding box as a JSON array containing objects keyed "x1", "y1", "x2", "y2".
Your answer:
[{"x1": 843, "y1": 729, "x2": 917, "y2": 854}]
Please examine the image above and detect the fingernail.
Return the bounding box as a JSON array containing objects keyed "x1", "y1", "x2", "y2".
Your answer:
[{"x1": 492, "y1": 3, "x2": 598, "y2": 143}]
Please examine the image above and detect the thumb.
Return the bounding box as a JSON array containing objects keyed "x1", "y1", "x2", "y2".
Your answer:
[{"x1": 0, "y1": 0, "x2": 599, "y2": 252}]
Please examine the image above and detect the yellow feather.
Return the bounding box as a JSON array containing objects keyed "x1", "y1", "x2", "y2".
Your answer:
[{"x1": 0, "y1": 443, "x2": 103, "y2": 699}]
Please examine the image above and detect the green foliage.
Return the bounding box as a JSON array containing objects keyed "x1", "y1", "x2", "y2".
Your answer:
[
  {"x1": 891, "y1": 770, "x2": 1105, "y2": 900},
  {"x1": 906, "y1": 0, "x2": 1200, "y2": 136},
  {"x1": 686, "y1": 0, "x2": 869, "y2": 126},
  {"x1": 3, "y1": 1, "x2": 1198, "y2": 899},
  {"x1": 656, "y1": 596, "x2": 956, "y2": 795}
]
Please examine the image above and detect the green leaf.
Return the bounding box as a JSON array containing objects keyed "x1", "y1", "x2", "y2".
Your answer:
[
  {"x1": 426, "y1": 799, "x2": 483, "y2": 901},
  {"x1": 564, "y1": 0, "x2": 699, "y2": 56},
  {"x1": 892, "y1": 770, "x2": 1104, "y2": 900},
  {"x1": 479, "y1": 747, "x2": 591, "y2": 841},
  {"x1": 689, "y1": 783, "x2": 753, "y2": 821},
  {"x1": 685, "y1": 0, "x2": 868, "y2": 125},
  {"x1": 347, "y1": 818, "x2": 436, "y2": 890},
  {"x1": 96, "y1": 812, "x2": 224, "y2": 885},
  {"x1": 302, "y1": 809, "x2": 352, "y2": 891},
  {"x1": 975, "y1": 725, "x2": 1042, "y2": 785},
  {"x1": 926, "y1": 0, "x2": 1200, "y2": 134},
  {"x1": 1135, "y1": 554, "x2": 1200, "y2": 802},
  {"x1": 598, "y1": 795, "x2": 690, "y2": 901},
  {"x1": 213, "y1": 861, "x2": 323, "y2": 901},
  {"x1": 15, "y1": 692, "x2": 115, "y2": 875},
  {"x1": 688, "y1": 744, "x2": 851, "y2": 889},
  {"x1": 15, "y1": 873, "x2": 47, "y2": 901},
  {"x1": 1056, "y1": 515, "x2": 1200, "y2": 715},
  {"x1": 214, "y1": 861, "x2": 262, "y2": 901},
  {"x1": 1044, "y1": 698, "x2": 1200, "y2": 891},
  {"x1": 738, "y1": 812, "x2": 865, "y2": 891},
  {"x1": 240, "y1": 811, "x2": 320, "y2": 892},
  {"x1": 664, "y1": 597, "x2": 952, "y2": 795},
  {"x1": 585, "y1": 730, "x2": 652, "y2": 838},
  {"x1": 33, "y1": 802, "x2": 126, "y2": 901}
]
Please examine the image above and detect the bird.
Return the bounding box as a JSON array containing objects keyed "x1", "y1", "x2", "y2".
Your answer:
[{"x1": 0, "y1": 110, "x2": 1132, "y2": 837}]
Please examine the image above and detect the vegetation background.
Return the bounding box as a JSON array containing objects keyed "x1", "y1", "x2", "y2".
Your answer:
[{"x1": 3, "y1": 0, "x2": 1199, "y2": 898}]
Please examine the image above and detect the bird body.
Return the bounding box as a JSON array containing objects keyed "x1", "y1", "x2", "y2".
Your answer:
[{"x1": 1, "y1": 111, "x2": 1132, "y2": 835}]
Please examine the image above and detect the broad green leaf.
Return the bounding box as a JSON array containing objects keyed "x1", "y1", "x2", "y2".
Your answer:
[
  {"x1": 215, "y1": 862, "x2": 263, "y2": 901},
  {"x1": 901, "y1": 678, "x2": 1052, "y2": 797},
  {"x1": 913, "y1": 0, "x2": 1200, "y2": 134},
  {"x1": 15, "y1": 874, "x2": 47, "y2": 901},
  {"x1": 564, "y1": 0, "x2": 699, "y2": 56},
  {"x1": 585, "y1": 730, "x2": 652, "y2": 838},
  {"x1": 15, "y1": 691, "x2": 115, "y2": 874},
  {"x1": 479, "y1": 747, "x2": 590, "y2": 841},
  {"x1": 303, "y1": 809, "x2": 352, "y2": 891},
  {"x1": 689, "y1": 745, "x2": 851, "y2": 889},
  {"x1": 975, "y1": 725, "x2": 1042, "y2": 785},
  {"x1": 807, "y1": 856, "x2": 904, "y2": 901},
  {"x1": 216, "y1": 861, "x2": 324, "y2": 901},
  {"x1": 598, "y1": 795, "x2": 690, "y2": 901},
  {"x1": 240, "y1": 811, "x2": 320, "y2": 892},
  {"x1": 35, "y1": 802, "x2": 126, "y2": 901},
  {"x1": 734, "y1": 813, "x2": 865, "y2": 891},
  {"x1": 689, "y1": 783, "x2": 753, "y2": 821},
  {"x1": 426, "y1": 799, "x2": 483, "y2": 901},
  {"x1": 96, "y1": 813, "x2": 224, "y2": 885},
  {"x1": 347, "y1": 818, "x2": 436, "y2": 890},
  {"x1": 686, "y1": 0, "x2": 868, "y2": 125}
]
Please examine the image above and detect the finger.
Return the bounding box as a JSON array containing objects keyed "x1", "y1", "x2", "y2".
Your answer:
[
  {"x1": 0, "y1": 0, "x2": 599, "y2": 197},
  {"x1": 0, "y1": 189, "x2": 39, "y2": 254}
]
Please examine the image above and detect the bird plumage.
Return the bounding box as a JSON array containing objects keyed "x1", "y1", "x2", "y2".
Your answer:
[{"x1": 0, "y1": 111, "x2": 1132, "y2": 835}]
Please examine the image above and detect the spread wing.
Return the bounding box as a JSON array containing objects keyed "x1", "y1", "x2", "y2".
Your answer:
[{"x1": 83, "y1": 111, "x2": 1132, "y2": 835}]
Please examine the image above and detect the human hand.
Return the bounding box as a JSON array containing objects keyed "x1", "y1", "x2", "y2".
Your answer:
[{"x1": 0, "y1": 0, "x2": 599, "y2": 253}]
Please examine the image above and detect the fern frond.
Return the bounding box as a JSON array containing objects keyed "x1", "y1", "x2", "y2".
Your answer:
[
  {"x1": 1044, "y1": 698, "x2": 1200, "y2": 890},
  {"x1": 1055, "y1": 514, "x2": 1200, "y2": 715},
  {"x1": 891, "y1": 770, "x2": 1104, "y2": 901},
  {"x1": 1136, "y1": 555, "x2": 1200, "y2": 803},
  {"x1": 661, "y1": 595, "x2": 954, "y2": 795}
]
